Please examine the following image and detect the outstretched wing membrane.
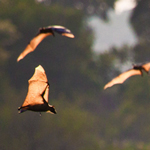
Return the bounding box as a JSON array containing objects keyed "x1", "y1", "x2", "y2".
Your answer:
[
  {"x1": 21, "y1": 65, "x2": 49, "y2": 107},
  {"x1": 104, "y1": 69, "x2": 142, "y2": 90},
  {"x1": 142, "y1": 62, "x2": 150, "y2": 73},
  {"x1": 17, "y1": 25, "x2": 74, "y2": 62},
  {"x1": 21, "y1": 81, "x2": 48, "y2": 107},
  {"x1": 29, "y1": 65, "x2": 48, "y2": 83},
  {"x1": 17, "y1": 33, "x2": 52, "y2": 62}
]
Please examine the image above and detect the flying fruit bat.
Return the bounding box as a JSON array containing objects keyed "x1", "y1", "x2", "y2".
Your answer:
[
  {"x1": 17, "y1": 25, "x2": 75, "y2": 62},
  {"x1": 104, "y1": 62, "x2": 150, "y2": 90},
  {"x1": 18, "y1": 65, "x2": 56, "y2": 115}
]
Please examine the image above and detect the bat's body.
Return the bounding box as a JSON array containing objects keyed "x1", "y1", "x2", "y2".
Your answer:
[
  {"x1": 104, "y1": 62, "x2": 150, "y2": 90},
  {"x1": 17, "y1": 25, "x2": 75, "y2": 62},
  {"x1": 18, "y1": 65, "x2": 56, "y2": 114},
  {"x1": 133, "y1": 63, "x2": 150, "y2": 73}
]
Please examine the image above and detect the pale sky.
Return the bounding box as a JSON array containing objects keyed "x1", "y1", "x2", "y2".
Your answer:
[
  {"x1": 88, "y1": 0, "x2": 138, "y2": 53},
  {"x1": 114, "y1": 0, "x2": 137, "y2": 14}
]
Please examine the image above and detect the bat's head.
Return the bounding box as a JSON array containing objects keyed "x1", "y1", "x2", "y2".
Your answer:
[
  {"x1": 39, "y1": 27, "x2": 45, "y2": 32},
  {"x1": 133, "y1": 64, "x2": 142, "y2": 70},
  {"x1": 132, "y1": 63, "x2": 140, "y2": 68},
  {"x1": 47, "y1": 105, "x2": 57, "y2": 114},
  {"x1": 39, "y1": 27, "x2": 55, "y2": 36}
]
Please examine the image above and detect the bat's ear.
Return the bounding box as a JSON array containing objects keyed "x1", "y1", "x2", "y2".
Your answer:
[
  {"x1": 39, "y1": 27, "x2": 46, "y2": 34},
  {"x1": 132, "y1": 63, "x2": 135, "y2": 68}
]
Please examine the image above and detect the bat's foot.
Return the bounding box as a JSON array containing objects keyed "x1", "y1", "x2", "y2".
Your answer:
[{"x1": 18, "y1": 107, "x2": 27, "y2": 114}]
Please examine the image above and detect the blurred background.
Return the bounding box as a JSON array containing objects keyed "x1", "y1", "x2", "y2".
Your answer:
[{"x1": 1, "y1": 0, "x2": 150, "y2": 149}]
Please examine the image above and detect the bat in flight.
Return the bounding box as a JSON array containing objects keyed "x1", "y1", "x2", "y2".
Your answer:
[
  {"x1": 18, "y1": 65, "x2": 56, "y2": 115},
  {"x1": 104, "y1": 62, "x2": 150, "y2": 90},
  {"x1": 17, "y1": 25, "x2": 75, "y2": 62}
]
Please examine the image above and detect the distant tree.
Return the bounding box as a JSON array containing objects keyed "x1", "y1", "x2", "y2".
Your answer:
[{"x1": 37, "y1": 0, "x2": 116, "y2": 19}]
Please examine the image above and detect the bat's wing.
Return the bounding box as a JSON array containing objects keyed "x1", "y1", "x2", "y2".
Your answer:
[
  {"x1": 21, "y1": 65, "x2": 48, "y2": 107},
  {"x1": 17, "y1": 33, "x2": 52, "y2": 62},
  {"x1": 142, "y1": 62, "x2": 150, "y2": 73},
  {"x1": 43, "y1": 84, "x2": 50, "y2": 103},
  {"x1": 49, "y1": 25, "x2": 75, "y2": 38},
  {"x1": 104, "y1": 69, "x2": 142, "y2": 90},
  {"x1": 29, "y1": 65, "x2": 48, "y2": 83},
  {"x1": 21, "y1": 81, "x2": 48, "y2": 107}
]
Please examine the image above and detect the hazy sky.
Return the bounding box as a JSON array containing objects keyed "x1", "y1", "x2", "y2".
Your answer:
[
  {"x1": 114, "y1": 0, "x2": 137, "y2": 14},
  {"x1": 88, "y1": 0, "x2": 138, "y2": 53}
]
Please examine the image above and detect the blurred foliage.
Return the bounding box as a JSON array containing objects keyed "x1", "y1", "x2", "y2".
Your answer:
[
  {"x1": 35, "y1": 0, "x2": 116, "y2": 19},
  {"x1": 131, "y1": 0, "x2": 150, "y2": 42},
  {"x1": 1, "y1": 0, "x2": 150, "y2": 150}
]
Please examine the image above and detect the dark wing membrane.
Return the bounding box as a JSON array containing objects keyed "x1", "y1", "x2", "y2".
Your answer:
[
  {"x1": 17, "y1": 33, "x2": 52, "y2": 62},
  {"x1": 29, "y1": 65, "x2": 48, "y2": 83},
  {"x1": 104, "y1": 69, "x2": 142, "y2": 90},
  {"x1": 50, "y1": 25, "x2": 75, "y2": 38},
  {"x1": 43, "y1": 84, "x2": 49, "y2": 103},
  {"x1": 21, "y1": 81, "x2": 48, "y2": 107},
  {"x1": 142, "y1": 62, "x2": 150, "y2": 73}
]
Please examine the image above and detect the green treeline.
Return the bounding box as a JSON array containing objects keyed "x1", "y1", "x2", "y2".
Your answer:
[{"x1": 0, "y1": 0, "x2": 150, "y2": 149}]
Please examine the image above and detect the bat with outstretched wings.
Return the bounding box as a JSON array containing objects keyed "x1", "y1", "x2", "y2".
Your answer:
[
  {"x1": 17, "y1": 25, "x2": 75, "y2": 62},
  {"x1": 104, "y1": 62, "x2": 150, "y2": 90},
  {"x1": 18, "y1": 65, "x2": 56, "y2": 114}
]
